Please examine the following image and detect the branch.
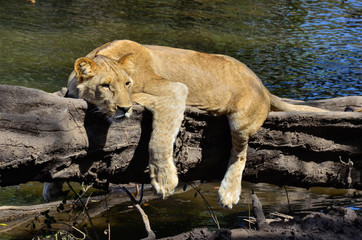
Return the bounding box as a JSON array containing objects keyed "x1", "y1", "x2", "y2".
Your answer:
[
  {"x1": 121, "y1": 185, "x2": 156, "y2": 240},
  {"x1": 251, "y1": 190, "x2": 270, "y2": 230}
]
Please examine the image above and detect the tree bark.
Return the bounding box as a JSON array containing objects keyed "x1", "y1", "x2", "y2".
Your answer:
[{"x1": 0, "y1": 85, "x2": 361, "y2": 189}]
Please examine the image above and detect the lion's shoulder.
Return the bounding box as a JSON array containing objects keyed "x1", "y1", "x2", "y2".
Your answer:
[{"x1": 96, "y1": 40, "x2": 145, "y2": 59}]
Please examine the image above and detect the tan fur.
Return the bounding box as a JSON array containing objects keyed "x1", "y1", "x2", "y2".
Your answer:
[{"x1": 68, "y1": 40, "x2": 328, "y2": 208}]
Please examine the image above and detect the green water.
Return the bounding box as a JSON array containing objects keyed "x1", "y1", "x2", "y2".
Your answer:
[
  {"x1": 0, "y1": 0, "x2": 361, "y2": 239},
  {"x1": 0, "y1": 0, "x2": 361, "y2": 98},
  {"x1": 98, "y1": 182, "x2": 362, "y2": 239},
  {"x1": 0, "y1": 182, "x2": 361, "y2": 240}
]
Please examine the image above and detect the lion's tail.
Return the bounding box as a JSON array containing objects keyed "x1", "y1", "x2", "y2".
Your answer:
[{"x1": 269, "y1": 93, "x2": 329, "y2": 112}]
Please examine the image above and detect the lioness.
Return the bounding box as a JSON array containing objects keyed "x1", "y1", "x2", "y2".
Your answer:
[{"x1": 67, "y1": 40, "x2": 327, "y2": 208}]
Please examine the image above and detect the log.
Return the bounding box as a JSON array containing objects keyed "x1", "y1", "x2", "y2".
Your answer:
[{"x1": 0, "y1": 85, "x2": 361, "y2": 190}]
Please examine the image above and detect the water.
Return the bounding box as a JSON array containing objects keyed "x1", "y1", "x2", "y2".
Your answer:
[
  {"x1": 0, "y1": 181, "x2": 361, "y2": 239},
  {"x1": 0, "y1": 0, "x2": 361, "y2": 239},
  {"x1": 0, "y1": 0, "x2": 361, "y2": 98},
  {"x1": 106, "y1": 182, "x2": 361, "y2": 239}
]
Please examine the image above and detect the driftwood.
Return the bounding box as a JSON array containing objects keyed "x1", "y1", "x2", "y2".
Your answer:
[{"x1": 0, "y1": 85, "x2": 361, "y2": 190}]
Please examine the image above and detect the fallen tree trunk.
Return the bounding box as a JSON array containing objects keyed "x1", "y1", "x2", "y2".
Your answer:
[{"x1": 0, "y1": 85, "x2": 361, "y2": 189}]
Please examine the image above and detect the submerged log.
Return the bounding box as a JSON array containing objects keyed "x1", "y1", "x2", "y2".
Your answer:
[{"x1": 0, "y1": 85, "x2": 361, "y2": 189}]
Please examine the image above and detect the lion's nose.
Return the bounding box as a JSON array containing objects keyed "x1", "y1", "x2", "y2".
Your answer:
[
  {"x1": 113, "y1": 106, "x2": 132, "y2": 121},
  {"x1": 117, "y1": 106, "x2": 131, "y2": 113}
]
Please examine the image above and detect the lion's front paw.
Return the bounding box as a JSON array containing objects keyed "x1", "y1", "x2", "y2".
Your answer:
[
  {"x1": 149, "y1": 163, "x2": 178, "y2": 198},
  {"x1": 218, "y1": 179, "x2": 241, "y2": 209}
]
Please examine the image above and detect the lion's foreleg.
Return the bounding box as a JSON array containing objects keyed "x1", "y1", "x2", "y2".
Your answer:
[{"x1": 132, "y1": 81, "x2": 188, "y2": 198}]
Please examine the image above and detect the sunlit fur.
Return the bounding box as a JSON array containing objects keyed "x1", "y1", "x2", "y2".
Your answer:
[
  {"x1": 75, "y1": 55, "x2": 134, "y2": 121},
  {"x1": 68, "y1": 40, "x2": 328, "y2": 209}
]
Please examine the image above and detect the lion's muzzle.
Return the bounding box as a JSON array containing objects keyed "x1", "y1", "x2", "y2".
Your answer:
[{"x1": 112, "y1": 106, "x2": 132, "y2": 122}]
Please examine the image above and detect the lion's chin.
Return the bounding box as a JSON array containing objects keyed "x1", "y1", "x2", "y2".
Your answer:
[
  {"x1": 110, "y1": 113, "x2": 132, "y2": 123},
  {"x1": 109, "y1": 107, "x2": 132, "y2": 123},
  {"x1": 110, "y1": 115, "x2": 126, "y2": 123}
]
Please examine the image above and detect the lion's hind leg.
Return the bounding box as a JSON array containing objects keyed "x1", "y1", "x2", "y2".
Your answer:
[
  {"x1": 132, "y1": 80, "x2": 188, "y2": 198},
  {"x1": 218, "y1": 127, "x2": 249, "y2": 209},
  {"x1": 218, "y1": 111, "x2": 265, "y2": 209}
]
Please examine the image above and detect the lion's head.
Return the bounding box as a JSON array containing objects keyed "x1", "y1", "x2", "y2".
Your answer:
[{"x1": 74, "y1": 54, "x2": 136, "y2": 122}]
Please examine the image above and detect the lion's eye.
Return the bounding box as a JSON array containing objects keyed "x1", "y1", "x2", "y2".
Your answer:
[
  {"x1": 125, "y1": 81, "x2": 131, "y2": 87},
  {"x1": 101, "y1": 83, "x2": 110, "y2": 88}
]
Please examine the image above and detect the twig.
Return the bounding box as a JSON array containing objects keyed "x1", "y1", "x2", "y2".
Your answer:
[
  {"x1": 270, "y1": 212, "x2": 293, "y2": 221},
  {"x1": 121, "y1": 185, "x2": 156, "y2": 240},
  {"x1": 66, "y1": 182, "x2": 99, "y2": 240},
  {"x1": 69, "y1": 184, "x2": 94, "y2": 221},
  {"x1": 57, "y1": 223, "x2": 88, "y2": 240},
  {"x1": 248, "y1": 202, "x2": 251, "y2": 229},
  {"x1": 85, "y1": 192, "x2": 93, "y2": 210},
  {"x1": 104, "y1": 193, "x2": 111, "y2": 240},
  {"x1": 284, "y1": 186, "x2": 292, "y2": 213},
  {"x1": 251, "y1": 190, "x2": 270, "y2": 230},
  {"x1": 53, "y1": 222, "x2": 88, "y2": 239},
  {"x1": 189, "y1": 182, "x2": 220, "y2": 229},
  {"x1": 31, "y1": 224, "x2": 47, "y2": 240},
  {"x1": 134, "y1": 204, "x2": 156, "y2": 240},
  {"x1": 107, "y1": 223, "x2": 111, "y2": 240},
  {"x1": 72, "y1": 183, "x2": 94, "y2": 206},
  {"x1": 72, "y1": 226, "x2": 87, "y2": 239}
]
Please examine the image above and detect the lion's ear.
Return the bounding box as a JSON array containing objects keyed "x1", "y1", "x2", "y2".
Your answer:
[
  {"x1": 74, "y1": 57, "x2": 98, "y2": 83},
  {"x1": 119, "y1": 53, "x2": 136, "y2": 76}
]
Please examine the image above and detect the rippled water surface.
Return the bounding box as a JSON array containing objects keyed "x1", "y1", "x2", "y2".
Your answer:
[{"x1": 0, "y1": 0, "x2": 361, "y2": 99}]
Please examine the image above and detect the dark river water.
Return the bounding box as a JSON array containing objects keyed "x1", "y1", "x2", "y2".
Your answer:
[
  {"x1": 0, "y1": 0, "x2": 361, "y2": 99},
  {"x1": 0, "y1": 0, "x2": 361, "y2": 239}
]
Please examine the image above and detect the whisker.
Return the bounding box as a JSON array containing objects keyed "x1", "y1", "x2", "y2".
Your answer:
[{"x1": 88, "y1": 107, "x2": 102, "y2": 114}]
